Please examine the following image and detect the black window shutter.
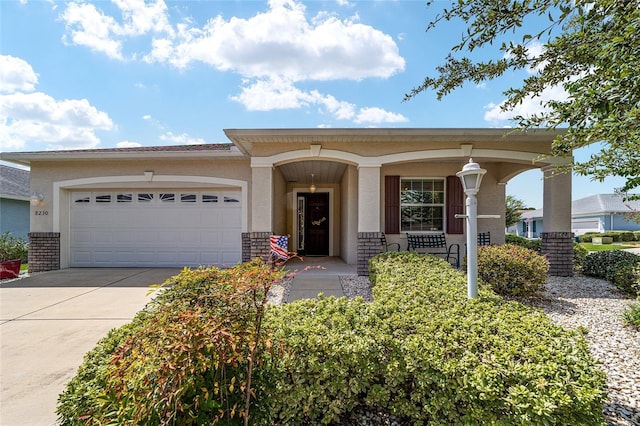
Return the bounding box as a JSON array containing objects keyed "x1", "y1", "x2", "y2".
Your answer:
[
  {"x1": 384, "y1": 175, "x2": 400, "y2": 234},
  {"x1": 446, "y1": 175, "x2": 464, "y2": 234}
]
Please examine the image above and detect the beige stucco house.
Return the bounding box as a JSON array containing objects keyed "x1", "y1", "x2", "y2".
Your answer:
[{"x1": 0, "y1": 128, "x2": 574, "y2": 276}]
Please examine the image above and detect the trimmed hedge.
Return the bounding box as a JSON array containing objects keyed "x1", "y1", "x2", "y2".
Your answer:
[
  {"x1": 582, "y1": 250, "x2": 640, "y2": 297},
  {"x1": 263, "y1": 253, "x2": 606, "y2": 424},
  {"x1": 59, "y1": 254, "x2": 607, "y2": 425}
]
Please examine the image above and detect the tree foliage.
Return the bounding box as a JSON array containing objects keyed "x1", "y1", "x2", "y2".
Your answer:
[
  {"x1": 407, "y1": 0, "x2": 640, "y2": 196},
  {"x1": 505, "y1": 195, "x2": 527, "y2": 228}
]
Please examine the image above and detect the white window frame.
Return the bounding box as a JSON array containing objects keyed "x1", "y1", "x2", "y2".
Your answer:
[{"x1": 400, "y1": 177, "x2": 446, "y2": 233}]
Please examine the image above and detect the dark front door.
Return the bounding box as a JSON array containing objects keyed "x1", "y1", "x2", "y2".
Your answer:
[{"x1": 304, "y1": 193, "x2": 329, "y2": 256}]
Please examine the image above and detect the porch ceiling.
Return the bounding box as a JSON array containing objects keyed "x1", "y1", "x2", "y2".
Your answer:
[{"x1": 278, "y1": 160, "x2": 347, "y2": 185}]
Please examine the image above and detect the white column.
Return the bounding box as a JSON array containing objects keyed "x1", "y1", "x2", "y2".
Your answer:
[
  {"x1": 251, "y1": 165, "x2": 273, "y2": 232},
  {"x1": 542, "y1": 166, "x2": 572, "y2": 232},
  {"x1": 357, "y1": 165, "x2": 381, "y2": 232},
  {"x1": 465, "y1": 193, "x2": 478, "y2": 299}
]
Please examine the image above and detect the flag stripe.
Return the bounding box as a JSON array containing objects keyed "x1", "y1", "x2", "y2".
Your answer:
[{"x1": 270, "y1": 235, "x2": 289, "y2": 260}]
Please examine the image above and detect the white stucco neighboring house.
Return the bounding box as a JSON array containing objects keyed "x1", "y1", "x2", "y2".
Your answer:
[
  {"x1": 0, "y1": 128, "x2": 575, "y2": 276},
  {"x1": 515, "y1": 193, "x2": 640, "y2": 238}
]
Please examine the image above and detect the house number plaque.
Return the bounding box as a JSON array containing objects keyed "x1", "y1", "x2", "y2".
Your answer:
[{"x1": 35, "y1": 210, "x2": 49, "y2": 216}]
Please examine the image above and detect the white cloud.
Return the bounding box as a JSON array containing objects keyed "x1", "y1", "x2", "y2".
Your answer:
[
  {"x1": 0, "y1": 55, "x2": 38, "y2": 93},
  {"x1": 159, "y1": 131, "x2": 206, "y2": 145},
  {"x1": 231, "y1": 77, "x2": 406, "y2": 124},
  {"x1": 484, "y1": 84, "x2": 568, "y2": 124},
  {"x1": 58, "y1": 0, "x2": 408, "y2": 124},
  {"x1": 142, "y1": 114, "x2": 151, "y2": 120},
  {"x1": 0, "y1": 56, "x2": 115, "y2": 151},
  {"x1": 61, "y1": 0, "x2": 172, "y2": 60},
  {"x1": 354, "y1": 107, "x2": 408, "y2": 124},
  {"x1": 61, "y1": 0, "x2": 404, "y2": 82},
  {"x1": 117, "y1": 140, "x2": 142, "y2": 147},
  {"x1": 146, "y1": 0, "x2": 404, "y2": 82}
]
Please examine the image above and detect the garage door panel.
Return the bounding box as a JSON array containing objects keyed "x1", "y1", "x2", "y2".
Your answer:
[{"x1": 71, "y1": 190, "x2": 243, "y2": 267}]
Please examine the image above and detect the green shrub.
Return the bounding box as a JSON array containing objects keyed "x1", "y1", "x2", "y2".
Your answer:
[
  {"x1": 60, "y1": 255, "x2": 607, "y2": 426},
  {"x1": 505, "y1": 234, "x2": 541, "y2": 252},
  {"x1": 622, "y1": 303, "x2": 640, "y2": 330},
  {"x1": 263, "y1": 253, "x2": 606, "y2": 425},
  {"x1": 0, "y1": 231, "x2": 28, "y2": 262},
  {"x1": 582, "y1": 251, "x2": 640, "y2": 297},
  {"x1": 634, "y1": 231, "x2": 640, "y2": 241},
  {"x1": 476, "y1": 244, "x2": 549, "y2": 297},
  {"x1": 573, "y1": 242, "x2": 588, "y2": 270},
  {"x1": 620, "y1": 231, "x2": 635, "y2": 242}
]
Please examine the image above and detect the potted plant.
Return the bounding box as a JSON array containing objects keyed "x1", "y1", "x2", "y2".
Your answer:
[{"x1": 0, "y1": 232, "x2": 28, "y2": 279}]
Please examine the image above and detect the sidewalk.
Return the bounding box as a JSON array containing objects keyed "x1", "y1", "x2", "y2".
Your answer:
[{"x1": 284, "y1": 257, "x2": 355, "y2": 302}]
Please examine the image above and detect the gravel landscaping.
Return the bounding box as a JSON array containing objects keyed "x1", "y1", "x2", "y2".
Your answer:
[{"x1": 338, "y1": 274, "x2": 640, "y2": 426}]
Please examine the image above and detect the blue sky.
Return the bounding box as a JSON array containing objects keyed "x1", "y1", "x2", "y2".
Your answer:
[{"x1": 0, "y1": 0, "x2": 629, "y2": 208}]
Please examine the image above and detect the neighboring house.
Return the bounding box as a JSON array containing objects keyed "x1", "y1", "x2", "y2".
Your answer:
[
  {"x1": 515, "y1": 193, "x2": 640, "y2": 238},
  {"x1": 0, "y1": 164, "x2": 30, "y2": 239},
  {"x1": 0, "y1": 128, "x2": 575, "y2": 276}
]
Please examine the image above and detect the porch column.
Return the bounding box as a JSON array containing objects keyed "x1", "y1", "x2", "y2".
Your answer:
[
  {"x1": 244, "y1": 165, "x2": 273, "y2": 262},
  {"x1": 542, "y1": 165, "x2": 573, "y2": 276},
  {"x1": 357, "y1": 165, "x2": 381, "y2": 276}
]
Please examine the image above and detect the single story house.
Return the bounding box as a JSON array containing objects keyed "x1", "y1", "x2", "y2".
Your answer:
[
  {"x1": 516, "y1": 193, "x2": 640, "y2": 238},
  {"x1": 0, "y1": 128, "x2": 575, "y2": 276},
  {"x1": 0, "y1": 164, "x2": 30, "y2": 240}
]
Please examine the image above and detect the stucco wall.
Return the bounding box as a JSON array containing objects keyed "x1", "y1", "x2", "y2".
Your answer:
[{"x1": 29, "y1": 159, "x2": 251, "y2": 232}]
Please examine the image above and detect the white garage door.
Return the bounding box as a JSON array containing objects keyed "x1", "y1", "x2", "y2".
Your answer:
[{"x1": 70, "y1": 190, "x2": 242, "y2": 267}]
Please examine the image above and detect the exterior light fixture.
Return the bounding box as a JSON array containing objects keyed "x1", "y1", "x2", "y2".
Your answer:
[
  {"x1": 456, "y1": 158, "x2": 487, "y2": 299},
  {"x1": 30, "y1": 192, "x2": 44, "y2": 206},
  {"x1": 309, "y1": 173, "x2": 316, "y2": 193}
]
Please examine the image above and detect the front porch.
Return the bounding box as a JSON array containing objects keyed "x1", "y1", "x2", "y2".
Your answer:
[{"x1": 227, "y1": 128, "x2": 575, "y2": 277}]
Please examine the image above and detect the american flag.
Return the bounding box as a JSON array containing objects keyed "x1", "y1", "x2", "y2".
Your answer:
[{"x1": 270, "y1": 235, "x2": 289, "y2": 261}]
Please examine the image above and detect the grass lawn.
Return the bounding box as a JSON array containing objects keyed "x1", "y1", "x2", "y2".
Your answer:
[{"x1": 580, "y1": 243, "x2": 636, "y2": 251}]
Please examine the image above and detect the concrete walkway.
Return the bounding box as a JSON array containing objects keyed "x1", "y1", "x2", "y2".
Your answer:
[
  {"x1": 284, "y1": 257, "x2": 355, "y2": 302},
  {"x1": 0, "y1": 268, "x2": 181, "y2": 426}
]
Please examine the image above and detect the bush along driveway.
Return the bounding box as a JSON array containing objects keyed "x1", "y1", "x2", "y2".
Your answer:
[{"x1": 58, "y1": 254, "x2": 607, "y2": 425}]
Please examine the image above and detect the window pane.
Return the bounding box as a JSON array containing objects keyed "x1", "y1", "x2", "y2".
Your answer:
[
  {"x1": 202, "y1": 194, "x2": 218, "y2": 203},
  {"x1": 117, "y1": 193, "x2": 132, "y2": 203},
  {"x1": 224, "y1": 196, "x2": 240, "y2": 203},
  {"x1": 138, "y1": 193, "x2": 154, "y2": 202},
  {"x1": 400, "y1": 178, "x2": 445, "y2": 232},
  {"x1": 181, "y1": 193, "x2": 197, "y2": 203},
  {"x1": 160, "y1": 193, "x2": 175, "y2": 202},
  {"x1": 95, "y1": 194, "x2": 111, "y2": 203}
]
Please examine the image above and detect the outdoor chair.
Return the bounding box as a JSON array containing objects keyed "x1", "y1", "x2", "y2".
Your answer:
[
  {"x1": 477, "y1": 231, "x2": 491, "y2": 246},
  {"x1": 380, "y1": 233, "x2": 400, "y2": 252}
]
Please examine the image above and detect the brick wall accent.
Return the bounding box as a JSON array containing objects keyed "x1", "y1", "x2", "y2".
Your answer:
[
  {"x1": 241, "y1": 232, "x2": 271, "y2": 262},
  {"x1": 541, "y1": 232, "x2": 574, "y2": 277},
  {"x1": 241, "y1": 233, "x2": 251, "y2": 262},
  {"x1": 28, "y1": 232, "x2": 60, "y2": 273},
  {"x1": 357, "y1": 232, "x2": 382, "y2": 276}
]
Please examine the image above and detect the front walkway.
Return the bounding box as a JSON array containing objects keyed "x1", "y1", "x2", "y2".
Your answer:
[{"x1": 284, "y1": 256, "x2": 355, "y2": 301}]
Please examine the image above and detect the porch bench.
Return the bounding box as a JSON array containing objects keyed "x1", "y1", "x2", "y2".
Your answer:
[{"x1": 406, "y1": 233, "x2": 460, "y2": 268}]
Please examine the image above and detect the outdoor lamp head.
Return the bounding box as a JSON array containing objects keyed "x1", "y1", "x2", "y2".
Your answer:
[{"x1": 456, "y1": 158, "x2": 486, "y2": 195}]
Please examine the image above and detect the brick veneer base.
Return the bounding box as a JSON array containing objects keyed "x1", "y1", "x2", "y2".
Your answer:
[
  {"x1": 242, "y1": 232, "x2": 272, "y2": 263},
  {"x1": 357, "y1": 232, "x2": 382, "y2": 276},
  {"x1": 541, "y1": 232, "x2": 574, "y2": 277},
  {"x1": 28, "y1": 232, "x2": 60, "y2": 273}
]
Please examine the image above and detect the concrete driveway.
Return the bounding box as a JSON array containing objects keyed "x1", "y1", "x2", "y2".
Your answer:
[{"x1": 0, "y1": 268, "x2": 181, "y2": 426}]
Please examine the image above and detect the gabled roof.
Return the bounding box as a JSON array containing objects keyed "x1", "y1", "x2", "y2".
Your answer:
[
  {"x1": 520, "y1": 194, "x2": 640, "y2": 220},
  {"x1": 0, "y1": 164, "x2": 30, "y2": 200},
  {"x1": 572, "y1": 193, "x2": 640, "y2": 215}
]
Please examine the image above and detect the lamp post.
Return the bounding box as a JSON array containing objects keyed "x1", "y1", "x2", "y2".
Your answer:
[{"x1": 456, "y1": 159, "x2": 487, "y2": 299}]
